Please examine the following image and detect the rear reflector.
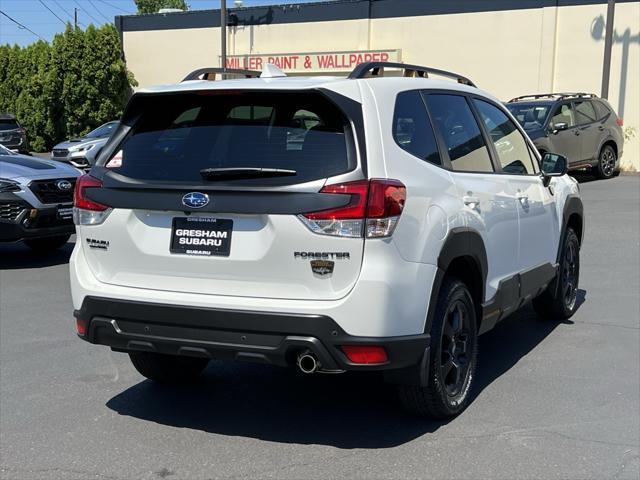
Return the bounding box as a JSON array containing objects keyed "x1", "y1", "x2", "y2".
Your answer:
[
  {"x1": 299, "y1": 179, "x2": 406, "y2": 238},
  {"x1": 341, "y1": 345, "x2": 389, "y2": 364},
  {"x1": 76, "y1": 318, "x2": 88, "y2": 336},
  {"x1": 616, "y1": 117, "x2": 624, "y2": 127}
]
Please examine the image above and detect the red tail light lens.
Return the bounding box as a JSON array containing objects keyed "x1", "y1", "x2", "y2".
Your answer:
[
  {"x1": 616, "y1": 117, "x2": 624, "y2": 127},
  {"x1": 299, "y1": 179, "x2": 406, "y2": 238},
  {"x1": 341, "y1": 345, "x2": 389, "y2": 364},
  {"x1": 74, "y1": 174, "x2": 107, "y2": 211},
  {"x1": 75, "y1": 317, "x2": 88, "y2": 336}
]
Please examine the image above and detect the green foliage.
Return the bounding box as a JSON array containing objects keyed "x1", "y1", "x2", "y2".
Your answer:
[
  {"x1": 0, "y1": 24, "x2": 136, "y2": 152},
  {"x1": 134, "y1": 0, "x2": 189, "y2": 14}
]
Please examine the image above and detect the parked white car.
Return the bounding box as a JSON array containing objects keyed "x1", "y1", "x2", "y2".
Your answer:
[{"x1": 69, "y1": 63, "x2": 583, "y2": 418}]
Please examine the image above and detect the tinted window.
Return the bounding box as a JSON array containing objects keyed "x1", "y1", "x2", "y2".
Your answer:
[
  {"x1": 426, "y1": 94, "x2": 493, "y2": 173},
  {"x1": 550, "y1": 103, "x2": 575, "y2": 127},
  {"x1": 506, "y1": 103, "x2": 551, "y2": 130},
  {"x1": 474, "y1": 100, "x2": 536, "y2": 175},
  {"x1": 105, "y1": 92, "x2": 354, "y2": 185},
  {"x1": 574, "y1": 100, "x2": 597, "y2": 125},
  {"x1": 0, "y1": 119, "x2": 19, "y2": 131},
  {"x1": 593, "y1": 100, "x2": 611, "y2": 120},
  {"x1": 392, "y1": 91, "x2": 441, "y2": 165}
]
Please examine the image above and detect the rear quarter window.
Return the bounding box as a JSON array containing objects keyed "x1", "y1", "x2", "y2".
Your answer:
[{"x1": 104, "y1": 91, "x2": 356, "y2": 186}]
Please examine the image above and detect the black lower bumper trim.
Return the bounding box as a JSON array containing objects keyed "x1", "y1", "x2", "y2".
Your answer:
[{"x1": 75, "y1": 296, "x2": 430, "y2": 372}]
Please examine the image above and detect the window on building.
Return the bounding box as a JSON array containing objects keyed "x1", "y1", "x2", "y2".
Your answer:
[
  {"x1": 392, "y1": 90, "x2": 441, "y2": 165},
  {"x1": 473, "y1": 99, "x2": 537, "y2": 175},
  {"x1": 425, "y1": 94, "x2": 493, "y2": 173}
]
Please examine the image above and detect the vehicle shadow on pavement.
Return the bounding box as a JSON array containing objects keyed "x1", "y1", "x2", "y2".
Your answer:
[
  {"x1": 0, "y1": 241, "x2": 74, "y2": 270},
  {"x1": 105, "y1": 296, "x2": 585, "y2": 449}
]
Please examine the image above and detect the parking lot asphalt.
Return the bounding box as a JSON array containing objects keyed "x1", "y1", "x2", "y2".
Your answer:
[{"x1": 1, "y1": 175, "x2": 638, "y2": 480}]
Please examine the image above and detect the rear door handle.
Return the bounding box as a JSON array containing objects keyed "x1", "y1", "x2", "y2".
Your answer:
[
  {"x1": 598, "y1": 126, "x2": 605, "y2": 131},
  {"x1": 574, "y1": 130, "x2": 581, "y2": 136}
]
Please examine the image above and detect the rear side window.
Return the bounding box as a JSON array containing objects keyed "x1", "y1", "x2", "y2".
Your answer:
[
  {"x1": 473, "y1": 99, "x2": 537, "y2": 175},
  {"x1": 574, "y1": 100, "x2": 597, "y2": 125},
  {"x1": 425, "y1": 94, "x2": 493, "y2": 173},
  {"x1": 593, "y1": 100, "x2": 611, "y2": 120},
  {"x1": 0, "y1": 119, "x2": 19, "y2": 131},
  {"x1": 392, "y1": 91, "x2": 441, "y2": 165},
  {"x1": 105, "y1": 91, "x2": 355, "y2": 185}
]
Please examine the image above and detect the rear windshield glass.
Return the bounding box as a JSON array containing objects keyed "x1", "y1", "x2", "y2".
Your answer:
[
  {"x1": 0, "y1": 119, "x2": 19, "y2": 131},
  {"x1": 104, "y1": 91, "x2": 355, "y2": 185},
  {"x1": 506, "y1": 103, "x2": 551, "y2": 130}
]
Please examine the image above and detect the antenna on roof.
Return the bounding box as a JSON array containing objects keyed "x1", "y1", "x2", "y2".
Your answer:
[{"x1": 260, "y1": 64, "x2": 287, "y2": 79}]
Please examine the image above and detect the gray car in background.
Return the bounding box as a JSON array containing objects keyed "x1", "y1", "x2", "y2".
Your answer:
[
  {"x1": 51, "y1": 121, "x2": 119, "y2": 168},
  {"x1": 506, "y1": 93, "x2": 624, "y2": 179},
  {"x1": 0, "y1": 144, "x2": 81, "y2": 251},
  {"x1": 0, "y1": 114, "x2": 30, "y2": 154}
]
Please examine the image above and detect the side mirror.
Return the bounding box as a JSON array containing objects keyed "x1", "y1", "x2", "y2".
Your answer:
[
  {"x1": 551, "y1": 122, "x2": 568, "y2": 134},
  {"x1": 541, "y1": 153, "x2": 568, "y2": 187}
]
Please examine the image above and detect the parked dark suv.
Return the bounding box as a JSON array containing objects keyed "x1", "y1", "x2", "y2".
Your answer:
[
  {"x1": 0, "y1": 114, "x2": 30, "y2": 154},
  {"x1": 506, "y1": 93, "x2": 623, "y2": 179}
]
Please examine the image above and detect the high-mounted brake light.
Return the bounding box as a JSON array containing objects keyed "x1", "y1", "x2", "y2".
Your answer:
[
  {"x1": 298, "y1": 179, "x2": 406, "y2": 238},
  {"x1": 73, "y1": 174, "x2": 112, "y2": 225}
]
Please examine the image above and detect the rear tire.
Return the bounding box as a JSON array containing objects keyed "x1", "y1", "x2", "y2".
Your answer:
[
  {"x1": 24, "y1": 234, "x2": 70, "y2": 252},
  {"x1": 596, "y1": 144, "x2": 616, "y2": 179},
  {"x1": 397, "y1": 277, "x2": 478, "y2": 418},
  {"x1": 533, "y1": 228, "x2": 580, "y2": 319},
  {"x1": 129, "y1": 352, "x2": 209, "y2": 383}
]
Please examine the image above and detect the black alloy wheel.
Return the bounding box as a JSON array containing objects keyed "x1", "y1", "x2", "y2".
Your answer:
[{"x1": 597, "y1": 145, "x2": 616, "y2": 179}]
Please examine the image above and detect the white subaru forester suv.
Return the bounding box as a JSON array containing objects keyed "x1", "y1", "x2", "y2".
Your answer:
[{"x1": 70, "y1": 62, "x2": 583, "y2": 418}]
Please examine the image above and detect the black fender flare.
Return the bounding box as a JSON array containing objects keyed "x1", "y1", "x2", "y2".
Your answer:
[
  {"x1": 425, "y1": 227, "x2": 488, "y2": 334},
  {"x1": 549, "y1": 194, "x2": 583, "y2": 297}
]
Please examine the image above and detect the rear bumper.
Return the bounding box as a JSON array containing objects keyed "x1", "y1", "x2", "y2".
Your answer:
[{"x1": 75, "y1": 296, "x2": 430, "y2": 372}]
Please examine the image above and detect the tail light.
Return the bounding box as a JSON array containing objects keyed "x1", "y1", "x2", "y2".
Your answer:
[
  {"x1": 75, "y1": 317, "x2": 88, "y2": 336},
  {"x1": 616, "y1": 117, "x2": 624, "y2": 127},
  {"x1": 341, "y1": 345, "x2": 388, "y2": 364},
  {"x1": 299, "y1": 179, "x2": 406, "y2": 238},
  {"x1": 73, "y1": 174, "x2": 112, "y2": 225}
]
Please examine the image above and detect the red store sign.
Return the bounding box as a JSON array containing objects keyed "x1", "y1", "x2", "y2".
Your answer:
[{"x1": 223, "y1": 49, "x2": 401, "y2": 73}]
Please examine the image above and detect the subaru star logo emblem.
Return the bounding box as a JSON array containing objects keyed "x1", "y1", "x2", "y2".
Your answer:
[
  {"x1": 182, "y1": 192, "x2": 210, "y2": 209},
  {"x1": 56, "y1": 179, "x2": 73, "y2": 191}
]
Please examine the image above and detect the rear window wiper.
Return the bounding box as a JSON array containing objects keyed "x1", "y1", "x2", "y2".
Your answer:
[{"x1": 199, "y1": 167, "x2": 297, "y2": 180}]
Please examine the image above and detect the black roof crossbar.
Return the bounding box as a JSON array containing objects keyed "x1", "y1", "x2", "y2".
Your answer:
[
  {"x1": 182, "y1": 67, "x2": 260, "y2": 82},
  {"x1": 348, "y1": 62, "x2": 477, "y2": 87},
  {"x1": 509, "y1": 92, "x2": 597, "y2": 102}
]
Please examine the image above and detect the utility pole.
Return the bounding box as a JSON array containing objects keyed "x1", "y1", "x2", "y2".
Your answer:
[
  {"x1": 601, "y1": 0, "x2": 616, "y2": 99},
  {"x1": 220, "y1": 0, "x2": 227, "y2": 71},
  {"x1": 74, "y1": 7, "x2": 78, "y2": 29}
]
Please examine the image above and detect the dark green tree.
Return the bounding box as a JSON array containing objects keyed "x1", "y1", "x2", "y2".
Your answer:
[{"x1": 134, "y1": 0, "x2": 189, "y2": 14}]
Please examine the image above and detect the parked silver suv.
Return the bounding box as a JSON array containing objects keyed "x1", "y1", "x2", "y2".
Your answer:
[{"x1": 51, "y1": 121, "x2": 119, "y2": 169}]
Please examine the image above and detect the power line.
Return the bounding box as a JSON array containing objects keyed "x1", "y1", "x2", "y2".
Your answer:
[
  {"x1": 87, "y1": 0, "x2": 111, "y2": 22},
  {"x1": 51, "y1": 0, "x2": 74, "y2": 20},
  {"x1": 74, "y1": 0, "x2": 101, "y2": 24},
  {"x1": 38, "y1": 0, "x2": 67, "y2": 26},
  {"x1": 0, "y1": 10, "x2": 46, "y2": 41},
  {"x1": 95, "y1": 0, "x2": 133, "y2": 15}
]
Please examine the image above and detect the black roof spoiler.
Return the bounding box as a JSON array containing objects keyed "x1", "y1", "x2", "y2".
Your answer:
[{"x1": 348, "y1": 61, "x2": 476, "y2": 87}]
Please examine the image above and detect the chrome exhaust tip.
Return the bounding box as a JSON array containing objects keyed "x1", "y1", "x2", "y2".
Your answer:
[{"x1": 297, "y1": 352, "x2": 319, "y2": 374}]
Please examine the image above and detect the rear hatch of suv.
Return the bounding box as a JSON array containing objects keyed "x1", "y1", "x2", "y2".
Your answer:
[{"x1": 77, "y1": 89, "x2": 367, "y2": 301}]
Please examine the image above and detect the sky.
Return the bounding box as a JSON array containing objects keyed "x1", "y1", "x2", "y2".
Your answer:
[{"x1": 0, "y1": 0, "x2": 330, "y2": 46}]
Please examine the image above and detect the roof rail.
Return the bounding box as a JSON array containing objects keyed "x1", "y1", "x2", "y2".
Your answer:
[
  {"x1": 182, "y1": 67, "x2": 260, "y2": 82},
  {"x1": 348, "y1": 62, "x2": 477, "y2": 87},
  {"x1": 508, "y1": 92, "x2": 597, "y2": 102}
]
